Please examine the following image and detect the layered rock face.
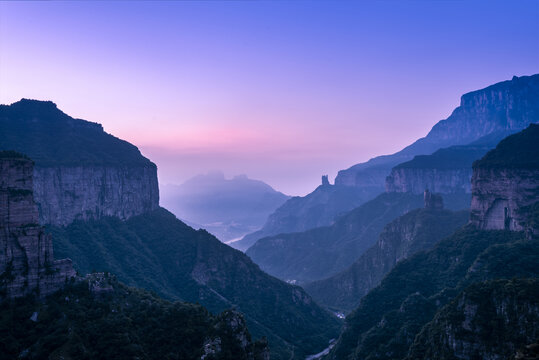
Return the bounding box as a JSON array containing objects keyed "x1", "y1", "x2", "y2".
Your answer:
[
  {"x1": 387, "y1": 167, "x2": 473, "y2": 194},
  {"x1": 0, "y1": 99, "x2": 159, "y2": 225},
  {"x1": 470, "y1": 168, "x2": 538, "y2": 231},
  {"x1": 470, "y1": 124, "x2": 539, "y2": 231},
  {"x1": 0, "y1": 153, "x2": 75, "y2": 299},
  {"x1": 34, "y1": 165, "x2": 159, "y2": 225},
  {"x1": 385, "y1": 138, "x2": 509, "y2": 195}
]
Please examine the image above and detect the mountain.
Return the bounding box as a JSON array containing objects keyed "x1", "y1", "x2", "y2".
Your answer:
[
  {"x1": 48, "y1": 209, "x2": 341, "y2": 359},
  {"x1": 0, "y1": 152, "x2": 76, "y2": 300},
  {"x1": 336, "y1": 74, "x2": 539, "y2": 188},
  {"x1": 0, "y1": 153, "x2": 267, "y2": 359},
  {"x1": 326, "y1": 125, "x2": 539, "y2": 360},
  {"x1": 239, "y1": 74, "x2": 539, "y2": 251},
  {"x1": 232, "y1": 179, "x2": 378, "y2": 251},
  {"x1": 0, "y1": 273, "x2": 269, "y2": 360},
  {"x1": 0, "y1": 99, "x2": 159, "y2": 225},
  {"x1": 327, "y1": 227, "x2": 537, "y2": 360},
  {"x1": 245, "y1": 192, "x2": 470, "y2": 285},
  {"x1": 385, "y1": 130, "x2": 515, "y2": 194},
  {"x1": 304, "y1": 192, "x2": 469, "y2": 313},
  {"x1": 160, "y1": 172, "x2": 290, "y2": 243}
]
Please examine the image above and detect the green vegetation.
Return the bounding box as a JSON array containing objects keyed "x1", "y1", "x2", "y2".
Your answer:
[
  {"x1": 247, "y1": 192, "x2": 470, "y2": 284},
  {"x1": 408, "y1": 279, "x2": 539, "y2": 360},
  {"x1": 474, "y1": 123, "x2": 539, "y2": 169},
  {"x1": 329, "y1": 227, "x2": 537, "y2": 359},
  {"x1": 305, "y1": 208, "x2": 470, "y2": 312},
  {"x1": 0, "y1": 274, "x2": 268, "y2": 360},
  {"x1": 49, "y1": 208, "x2": 341, "y2": 360},
  {"x1": 0, "y1": 99, "x2": 153, "y2": 167}
]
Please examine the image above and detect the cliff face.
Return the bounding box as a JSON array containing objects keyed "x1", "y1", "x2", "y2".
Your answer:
[
  {"x1": 336, "y1": 74, "x2": 539, "y2": 188},
  {"x1": 385, "y1": 135, "x2": 512, "y2": 195},
  {"x1": 470, "y1": 168, "x2": 538, "y2": 231},
  {"x1": 470, "y1": 124, "x2": 539, "y2": 232},
  {"x1": 0, "y1": 99, "x2": 159, "y2": 225},
  {"x1": 386, "y1": 167, "x2": 473, "y2": 194},
  {"x1": 0, "y1": 152, "x2": 75, "y2": 299},
  {"x1": 34, "y1": 165, "x2": 159, "y2": 225}
]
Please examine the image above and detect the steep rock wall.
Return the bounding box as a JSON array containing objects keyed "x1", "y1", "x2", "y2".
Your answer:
[
  {"x1": 386, "y1": 167, "x2": 473, "y2": 194},
  {"x1": 470, "y1": 168, "x2": 538, "y2": 231},
  {"x1": 0, "y1": 154, "x2": 76, "y2": 299},
  {"x1": 34, "y1": 165, "x2": 159, "y2": 225}
]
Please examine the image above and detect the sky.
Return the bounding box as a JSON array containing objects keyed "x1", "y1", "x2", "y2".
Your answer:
[{"x1": 1, "y1": 1, "x2": 538, "y2": 195}]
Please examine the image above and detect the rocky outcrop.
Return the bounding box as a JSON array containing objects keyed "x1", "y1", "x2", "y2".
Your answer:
[
  {"x1": 0, "y1": 152, "x2": 75, "y2": 299},
  {"x1": 470, "y1": 124, "x2": 539, "y2": 232},
  {"x1": 470, "y1": 168, "x2": 538, "y2": 231},
  {"x1": 0, "y1": 99, "x2": 159, "y2": 226},
  {"x1": 424, "y1": 189, "x2": 443, "y2": 210},
  {"x1": 337, "y1": 74, "x2": 539, "y2": 188},
  {"x1": 34, "y1": 165, "x2": 159, "y2": 225},
  {"x1": 202, "y1": 310, "x2": 270, "y2": 360}
]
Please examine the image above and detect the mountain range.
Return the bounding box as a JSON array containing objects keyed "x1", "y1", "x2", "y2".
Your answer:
[
  {"x1": 239, "y1": 74, "x2": 539, "y2": 252},
  {"x1": 327, "y1": 123, "x2": 539, "y2": 359},
  {"x1": 160, "y1": 172, "x2": 290, "y2": 243},
  {"x1": 1, "y1": 74, "x2": 538, "y2": 360}
]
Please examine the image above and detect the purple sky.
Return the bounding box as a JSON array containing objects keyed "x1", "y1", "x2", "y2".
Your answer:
[{"x1": 1, "y1": 1, "x2": 538, "y2": 195}]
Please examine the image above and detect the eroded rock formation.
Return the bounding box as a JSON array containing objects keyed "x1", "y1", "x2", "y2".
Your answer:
[
  {"x1": 0, "y1": 152, "x2": 75, "y2": 299},
  {"x1": 470, "y1": 124, "x2": 539, "y2": 232}
]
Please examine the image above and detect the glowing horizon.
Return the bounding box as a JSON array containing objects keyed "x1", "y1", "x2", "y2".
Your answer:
[{"x1": 1, "y1": 1, "x2": 538, "y2": 195}]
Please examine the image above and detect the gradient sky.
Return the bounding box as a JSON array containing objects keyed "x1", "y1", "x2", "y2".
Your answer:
[{"x1": 1, "y1": 1, "x2": 538, "y2": 195}]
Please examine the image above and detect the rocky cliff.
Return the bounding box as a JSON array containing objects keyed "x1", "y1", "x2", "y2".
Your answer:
[
  {"x1": 470, "y1": 124, "x2": 539, "y2": 232},
  {"x1": 0, "y1": 99, "x2": 159, "y2": 225},
  {"x1": 34, "y1": 165, "x2": 159, "y2": 225},
  {"x1": 336, "y1": 74, "x2": 539, "y2": 188},
  {"x1": 385, "y1": 131, "x2": 516, "y2": 195},
  {"x1": 0, "y1": 151, "x2": 75, "y2": 299}
]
